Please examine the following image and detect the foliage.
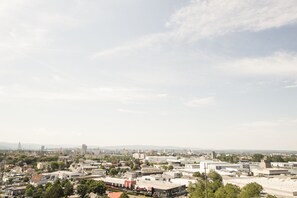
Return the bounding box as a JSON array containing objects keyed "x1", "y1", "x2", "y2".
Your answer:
[
  {"x1": 109, "y1": 168, "x2": 119, "y2": 176},
  {"x1": 239, "y1": 182, "x2": 263, "y2": 198},
  {"x1": 217, "y1": 154, "x2": 239, "y2": 163},
  {"x1": 77, "y1": 179, "x2": 106, "y2": 197},
  {"x1": 252, "y1": 154, "x2": 264, "y2": 162},
  {"x1": 25, "y1": 184, "x2": 35, "y2": 197},
  {"x1": 88, "y1": 180, "x2": 106, "y2": 195},
  {"x1": 266, "y1": 195, "x2": 277, "y2": 198},
  {"x1": 77, "y1": 184, "x2": 89, "y2": 198},
  {"x1": 189, "y1": 172, "x2": 263, "y2": 198},
  {"x1": 192, "y1": 172, "x2": 201, "y2": 178},
  {"x1": 214, "y1": 184, "x2": 241, "y2": 198},
  {"x1": 44, "y1": 182, "x2": 64, "y2": 198},
  {"x1": 64, "y1": 181, "x2": 74, "y2": 196},
  {"x1": 120, "y1": 192, "x2": 130, "y2": 198}
]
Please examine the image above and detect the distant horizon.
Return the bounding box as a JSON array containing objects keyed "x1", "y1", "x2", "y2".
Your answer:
[{"x1": 1, "y1": 141, "x2": 297, "y2": 153}]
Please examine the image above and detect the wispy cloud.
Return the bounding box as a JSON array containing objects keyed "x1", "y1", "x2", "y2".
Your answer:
[
  {"x1": 284, "y1": 81, "x2": 297, "y2": 88},
  {"x1": 168, "y1": 0, "x2": 297, "y2": 41},
  {"x1": 239, "y1": 118, "x2": 297, "y2": 131},
  {"x1": 221, "y1": 52, "x2": 297, "y2": 76},
  {"x1": 0, "y1": 85, "x2": 167, "y2": 103},
  {"x1": 93, "y1": 0, "x2": 297, "y2": 58},
  {"x1": 117, "y1": 108, "x2": 147, "y2": 114},
  {"x1": 184, "y1": 96, "x2": 216, "y2": 107}
]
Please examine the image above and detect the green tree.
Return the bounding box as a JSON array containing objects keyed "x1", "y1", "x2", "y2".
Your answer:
[
  {"x1": 50, "y1": 161, "x2": 59, "y2": 171},
  {"x1": 77, "y1": 184, "x2": 88, "y2": 198},
  {"x1": 64, "y1": 181, "x2": 74, "y2": 196},
  {"x1": 88, "y1": 180, "x2": 106, "y2": 195},
  {"x1": 214, "y1": 184, "x2": 240, "y2": 198},
  {"x1": 188, "y1": 180, "x2": 206, "y2": 198},
  {"x1": 44, "y1": 182, "x2": 64, "y2": 198},
  {"x1": 266, "y1": 195, "x2": 277, "y2": 198},
  {"x1": 34, "y1": 186, "x2": 44, "y2": 198},
  {"x1": 109, "y1": 168, "x2": 119, "y2": 176},
  {"x1": 193, "y1": 172, "x2": 201, "y2": 178},
  {"x1": 252, "y1": 154, "x2": 264, "y2": 162},
  {"x1": 239, "y1": 182, "x2": 263, "y2": 198},
  {"x1": 168, "y1": 165, "x2": 174, "y2": 171},
  {"x1": 207, "y1": 171, "x2": 223, "y2": 194},
  {"x1": 25, "y1": 184, "x2": 35, "y2": 197}
]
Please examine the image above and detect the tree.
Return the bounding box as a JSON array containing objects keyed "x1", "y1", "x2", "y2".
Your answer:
[
  {"x1": 208, "y1": 170, "x2": 223, "y2": 183},
  {"x1": 50, "y1": 161, "x2": 59, "y2": 171},
  {"x1": 44, "y1": 182, "x2": 64, "y2": 198},
  {"x1": 224, "y1": 184, "x2": 241, "y2": 198},
  {"x1": 77, "y1": 184, "x2": 88, "y2": 198},
  {"x1": 188, "y1": 180, "x2": 206, "y2": 198},
  {"x1": 168, "y1": 165, "x2": 174, "y2": 171},
  {"x1": 120, "y1": 192, "x2": 129, "y2": 198},
  {"x1": 193, "y1": 172, "x2": 201, "y2": 178},
  {"x1": 214, "y1": 184, "x2": 240, "y2": 198},
  {"x1": 64, "y1": 181, "x2": 74, "y2": 196},
  {"x1": 189, "y1": 171, "x2": 241, "y2": 198},
  {"x1": 207, "y1": 171, "x2": 223, "y2": 194},
  {"x1": 252, "y1": 154, "x2": 264, "y2": 162},
  {"x1": 266, "y1": 195, "x2": 277, "y2": 198},
  {"x1": 25, "y1": 184, "x2": 35, "y2": 197},
  {"x1": 88, "y1": 180, "x2": 106, "y2": 195},
  {"x1": 34, "y1": 186, "x2": 44, "y2": 198},
  {"x1": 239, "y1": 182, "x2": 263, "y2": 198},
  {"x1": 109, "y1": 168, "x2": 119, "y2": 176}
]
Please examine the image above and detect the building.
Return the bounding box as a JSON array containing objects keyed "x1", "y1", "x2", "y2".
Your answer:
[
  {"x1": 141, "y1": 167, "x2": 163, "y2": 176},
  {"x1": 17, "y1": 142, "x2": 22, "y2": 151},
  {"x1": 135, "y1": 180, "x2": 187, "y2": 198},
  {"x1": 133, "y1": 153, "x2": 146, "y2": 160},
  {"x1": 145, "y1": 156, "x2": 178, "y2": 164},
  {"x1": 36, "y1": 162, "x2": 49, "y2": 170},
  {"x1": 225, "y1": 177, "x2": 297, "y2": 197},
  {"x1": 252, "y1": 159, "x2": 289, "y2": 176},
  {"x1": 81, "y1": 144, "x2": 87, "y2": 155},
  {"x1": 4, "y1": 186, "x2": 26, "y2": 197}
]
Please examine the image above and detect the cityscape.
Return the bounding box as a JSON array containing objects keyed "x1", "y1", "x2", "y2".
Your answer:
[
  {"x1": 1, "y1": 0, "x2": 297, "y2": 198},
  {"x1": 0, "y1": 143, "x2": 297, "y2": 197}
]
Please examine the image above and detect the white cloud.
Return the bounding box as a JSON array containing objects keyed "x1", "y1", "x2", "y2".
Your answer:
[
  {"x1": 221, "y1": 52, "x2": 297, "y2": 76},
  {"x1": 168, "y1": 0, "x2": 297, "y2": 41},
  {"x1": 0, "y1": 1, "x2": 80, "y2": 57},
  {"x1": 117, "y1": 108, "x2": 147, "y2": 114},
  {"x1": 0, "y1": 85, "x2": 167, "y2": 103},
  {"x1": 284, "y1": 81, "x2": 297, "y2": 88},
  {"x1": 92, "y1": 33, "x2": 170, "y2": 59},
  {"x1": 93, "y1": 0, "x2": 297, "y2": 58},
  {"x1": 184, "y1": 96, "x2": 216, "y2": 107},
  {"x1": 239, "y1": 118, "x2": 297, "y2": 132}
]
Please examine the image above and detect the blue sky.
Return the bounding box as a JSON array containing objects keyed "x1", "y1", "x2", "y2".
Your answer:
[{"x1": 1, "y1": 0, "x2": 297, "y2": 150}]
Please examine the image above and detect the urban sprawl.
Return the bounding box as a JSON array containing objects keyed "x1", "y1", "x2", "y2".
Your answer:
[{"x1": 1, "y1": 143, "x2": 297, "y2": 198}]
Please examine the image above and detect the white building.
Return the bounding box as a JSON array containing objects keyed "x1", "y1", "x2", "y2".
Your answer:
[{"x1": 145, "y1": 156, "x2": 178, "y2": 164}]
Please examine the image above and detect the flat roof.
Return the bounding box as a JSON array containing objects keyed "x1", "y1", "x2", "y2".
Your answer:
[{"x1": 136, "y1": 180, "x2": 184, "y2": 190}]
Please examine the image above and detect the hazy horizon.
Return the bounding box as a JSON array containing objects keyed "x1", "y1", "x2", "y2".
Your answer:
[{"x1": 1, "y1": 0, "x2": 297, "y2": 150}]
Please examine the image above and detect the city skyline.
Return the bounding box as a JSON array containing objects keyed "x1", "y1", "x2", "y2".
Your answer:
[{"x1": 1, "y1": 0, "x2": 297, "y2": 150}]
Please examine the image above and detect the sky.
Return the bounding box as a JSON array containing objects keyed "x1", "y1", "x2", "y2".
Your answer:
[{"x1": 1, "y1": 0, "x2": 297, "y2": 150}]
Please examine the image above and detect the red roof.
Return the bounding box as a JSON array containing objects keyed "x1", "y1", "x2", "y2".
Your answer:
[
  {"x1": 31, "y1": 174, "x2": 43, "y2": 183},
  {"x1": 109, "y1": 192, "x2": 123, "y2": 198}
]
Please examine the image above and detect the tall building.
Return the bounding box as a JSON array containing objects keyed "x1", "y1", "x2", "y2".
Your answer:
[
  {"x1": 17, "y1": 142, "x2": 22, "y2": 151},
  {"x1": 81, "y1": 144, "x2": 87, "y2": 155},
  {"x1": 210, "y1": 151, "x2": 216, "y2": 159},
  {"x1": 41, "y1": 145, "x2": 45, "y2": 154}
]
